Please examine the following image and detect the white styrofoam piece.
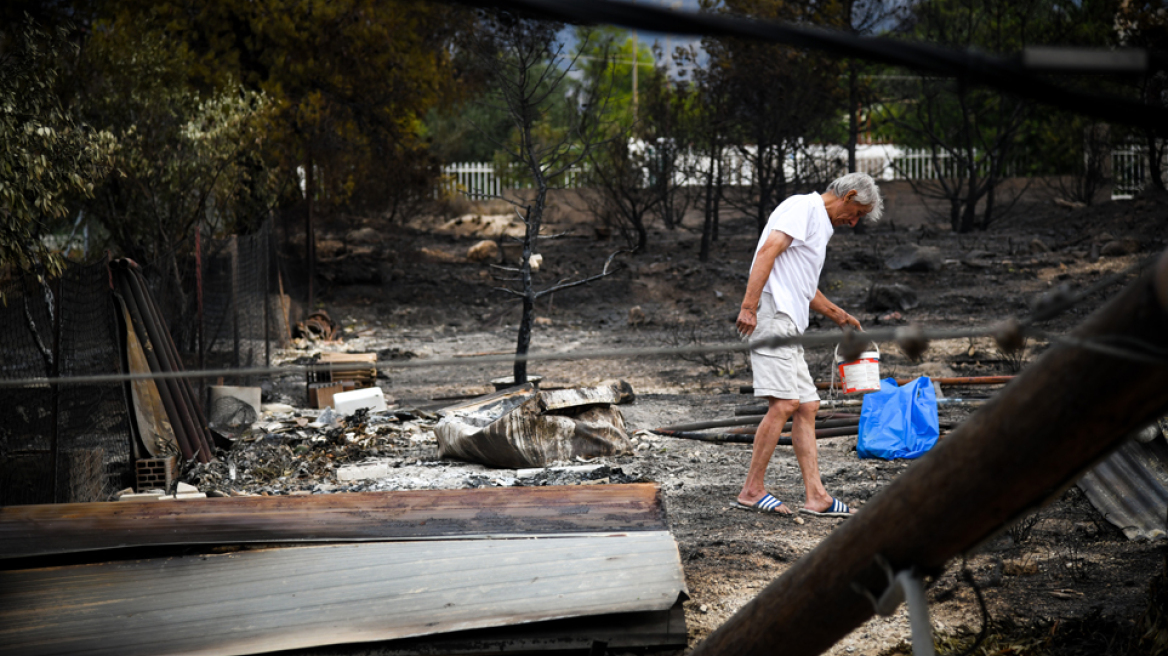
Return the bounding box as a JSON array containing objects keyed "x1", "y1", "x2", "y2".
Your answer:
[
  {"x1": 118, "y1": 492, "x2": 166, "y2": 502},
  {"x1": 333, "y1": 387, "x2": 388, "y2": 415},
  {"x1": 516, "y1": 464, "x2": 604, "y2": 479}
]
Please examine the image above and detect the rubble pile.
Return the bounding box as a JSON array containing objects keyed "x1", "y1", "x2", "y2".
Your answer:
[
  {"x1": 183, "y1": 406, "x2": 442, "y2": 496},
  {"x1": 181, "y1": 400, "x2": 645, "y2": 497}
]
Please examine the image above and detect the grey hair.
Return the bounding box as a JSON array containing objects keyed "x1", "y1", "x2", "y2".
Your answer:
[{"x1": 827, "y1": 172, "x2": 884, "y2": 222}]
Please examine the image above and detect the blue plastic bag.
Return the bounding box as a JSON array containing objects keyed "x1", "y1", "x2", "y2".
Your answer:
[{"x1": 856, "y1": 377, "x2": 939, "y2": 460}]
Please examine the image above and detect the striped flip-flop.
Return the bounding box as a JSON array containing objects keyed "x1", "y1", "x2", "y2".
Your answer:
[
  {"x1": 731, "y1": 492, "x2": 786, "y2": 514},
  {"x1": 801, "y1": 497, "x2": 853, "y2": 518}
]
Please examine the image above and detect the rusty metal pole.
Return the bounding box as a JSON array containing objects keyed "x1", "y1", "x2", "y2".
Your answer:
[
  {"x1": 815, "y1": 376, "x2": 1014, "y2": 390},
  {"x1": 127, "y1": 267, "x2": 215, "y2": 461},
  {"x1": 112, "y1": 282, "x2": 196, "y2": 462},
  {"x1": 691, "y1": 249, "x2": 1168, "y2": 656},
  {"x1": 650, "y1": 425, "x2": 858, "y2": 443},
  {"x1": 656, "y1": 417, "x2": 859, "y2": 432}
]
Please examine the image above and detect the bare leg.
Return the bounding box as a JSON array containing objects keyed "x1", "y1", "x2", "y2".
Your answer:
[
  {"x1": 792, "y1": 401, "x2": 854, "y2": 513},
  {"x1": 737, "y1": 397, "x2": 798, "y2": 514},
  {"x1": 789, "y1": 400, "x2": 830, "y2": 510}
]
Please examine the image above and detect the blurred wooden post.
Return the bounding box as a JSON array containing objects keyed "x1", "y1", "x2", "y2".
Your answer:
[{"x1": 691, "y1": 249, "x2": 1168, "y2": 656}]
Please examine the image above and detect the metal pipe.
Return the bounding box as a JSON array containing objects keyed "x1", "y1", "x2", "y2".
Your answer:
[
  {"x1": 117, "y1": 265, "x2": 210, "y2": 463},
  {"x1": 128, "y1": 265, "x2": 215, "y2": 459},
  {"x1": 650, "y1": 425, "x2": 858, "y2": 443},
  {"x1": 657, "y1": 417, "x2": 860, "y2": 433},
  {"x1": 123, "y1": 267, "x2": 208, "y2": 460},
  {"x1": 816, "y1": 376, "x2": 1014, "y2": 390},
  {"x1": 111, "y1": 279, "x2": 195, "y2": 461},
  {"x1": 735, "y1": 398, "x2": 986, "y2": 415},
  {"x1": 689, "y1": 249, "x2": 1168, "y2": 656}
]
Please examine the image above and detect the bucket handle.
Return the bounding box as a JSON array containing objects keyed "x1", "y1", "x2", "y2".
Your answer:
[{"x1": 834, "y1": 341, "x2": 880, "y2": 362}]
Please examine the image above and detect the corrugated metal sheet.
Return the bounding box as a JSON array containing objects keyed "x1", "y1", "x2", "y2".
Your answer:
[
  {"x1": 1077, "y1": 434, "x2": 1168, "y2": 541},
  {"x1": 436, "y1": 384, "x2": 633, "y2": 469},
  {"x1": 0, "y1": 532, "x2": 687, "y2": 656},
  {"x1": 0, "y1": 484, "x2": 665, "y2": 559}
]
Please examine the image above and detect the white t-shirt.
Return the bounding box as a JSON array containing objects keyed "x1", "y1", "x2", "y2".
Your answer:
[{"x1": 750, "y1": 192, "x2": 833, "y2": 333}]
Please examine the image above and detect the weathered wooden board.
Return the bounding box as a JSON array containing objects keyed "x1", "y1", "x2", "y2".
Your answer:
[
  {"x1": 0, "y1": 483, "x2": 665, "y2": 559},
  {"x1": 0, "y1": 532, "x2": 686, "y2": 656},
  {"x1": 279, "y1": 602, "x2": 688, "y2": 655}
]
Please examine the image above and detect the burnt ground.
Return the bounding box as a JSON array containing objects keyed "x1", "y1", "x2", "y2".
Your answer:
[{"x1": 247, "y1": 190, "x2": 1168, "y2": 655}]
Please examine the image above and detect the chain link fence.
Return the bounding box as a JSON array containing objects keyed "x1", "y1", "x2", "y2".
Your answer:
[
  {"x1": 0, "y1": 224, "x2": 282, "y2": 506},
  {"x1": 0, "y1": 261, "x2": 135, "y2": 505}
]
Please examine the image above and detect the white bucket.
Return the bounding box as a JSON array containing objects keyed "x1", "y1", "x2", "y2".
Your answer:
[{"x1": 834, "y1": 343, "x2": 881, "y2": 394}]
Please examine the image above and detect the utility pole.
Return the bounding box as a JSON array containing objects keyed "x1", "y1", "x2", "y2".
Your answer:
[{"x1": 631, "y1": 26, "x2": 638, "y2": 124}]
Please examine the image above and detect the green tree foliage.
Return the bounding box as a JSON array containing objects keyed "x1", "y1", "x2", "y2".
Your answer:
[
  {"x1": 880, "y1": 0, "x2": 1120, "y2": 231},
  {"x1": 0, "y1": 17, "x2": 114, "y2": 280},
  {"x1": 574, "y1": 26, "x2": 659, "y2": 132},
  {"x1": 94, "y1": 0, "x2": 472, "y2": 219},
  {"x1": 701, "y1": 0, "x2": 846, "y2": 232},
  {"x1": 75, "y1": 24, "x2": 280, "y2": 327},
  {"x1": 423, "y1": 102, "x2": 515, "y2": 165},
  {"x1": 578, "y1": 29, "x2": 692, "y2": 252},
  {"x1": 82, "y1": 28, "x2": 279, "y2": 253}
]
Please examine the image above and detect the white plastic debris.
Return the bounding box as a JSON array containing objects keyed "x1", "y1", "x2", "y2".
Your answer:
[{"x1": 334, "y1": 387, "x2": 388, "y2": 415}]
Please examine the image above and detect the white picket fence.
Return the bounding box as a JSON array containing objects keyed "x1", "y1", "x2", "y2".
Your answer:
[
  {"x1": 441, "y1": 143, "x2": 1164, "y2": 199},
  {"x1": 1112, "y1": 145, "x2": 1167, "y2": 198},
  {"x1": 438, "y1": 162, "x2": 583, "y2": 198}
]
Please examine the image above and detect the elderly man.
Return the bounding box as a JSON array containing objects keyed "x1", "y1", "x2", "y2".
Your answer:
[{"x1": 733, "y1": 172, "x2": 883, "y2": 517}]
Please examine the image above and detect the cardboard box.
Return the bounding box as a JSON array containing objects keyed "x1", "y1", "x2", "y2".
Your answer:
[{"x1": 309, "y1": 382, "x2": 344, "y2": 409}]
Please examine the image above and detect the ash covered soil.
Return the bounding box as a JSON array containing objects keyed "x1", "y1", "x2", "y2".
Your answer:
[{"x1": 216, "y1": 193, "x2": 1168, "y2": 655}]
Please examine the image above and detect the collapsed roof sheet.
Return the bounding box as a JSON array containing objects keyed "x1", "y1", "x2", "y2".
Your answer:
[
  {"x1": 436, "y1": 382, "x2": 634, "y2": 469},
  {"x1": 1077, "y1": 433, "x2": 1168, "y2": 542}
]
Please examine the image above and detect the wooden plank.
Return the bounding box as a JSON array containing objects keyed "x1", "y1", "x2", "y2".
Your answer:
[
  {"x1": 0, "y1": 532, "x2": 687, "y2": 656},
  {"x1": 0, "y1": 484, "x2": 665, "y2": 559}
]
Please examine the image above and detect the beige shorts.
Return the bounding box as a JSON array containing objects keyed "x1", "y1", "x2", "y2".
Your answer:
[{"x1": 751, "y1": 294, "x2": 819, "y2": 403}]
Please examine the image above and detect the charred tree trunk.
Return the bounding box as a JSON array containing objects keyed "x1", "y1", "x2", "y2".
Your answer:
[
  {"x1": 981, "y1": 178, "x2": 996, "y2": 231},
  {"x1": 847, "y1": 65, "x2": 858, "y2": 174},
  {"x1": 701, "y1": 171, "x2": 714, "y2": 262},
  {"x1": 305, "y1": 157, "x2": 316, "y2": 309},
  {"x1": 1147, "y1": 129, "x2": 1166, "y2": 193},
  {"x1": 848, "y1": 65, "x2": 870, "y2": 235},
  {"x1": 513, "y1": 181, "x2": 546, "y2": 384},
  {"x1": 713, "y1": 153, "x2": 722, "y2": 243}
]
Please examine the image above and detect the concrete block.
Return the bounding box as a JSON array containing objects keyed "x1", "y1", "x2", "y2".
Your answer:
[
  {"x1": 337, "y1": 460, "x2": 395, "y2": 481},
  {"x1": 516, "y1": 464, "x2": 604, "y2": 479}
]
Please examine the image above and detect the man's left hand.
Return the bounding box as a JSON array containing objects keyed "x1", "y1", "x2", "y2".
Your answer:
[{"x1": 839, "y1": 313, "x2": 863, "y2": 331}]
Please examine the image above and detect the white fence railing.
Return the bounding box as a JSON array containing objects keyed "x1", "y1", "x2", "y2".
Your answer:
[
  {"x1": 438, "y1": 162, "x2": 584, "y2": 199},
  {"x1": 441, "y1": 143, "x2": 1165, "y2": 200},
  {"x1": 1112, "y1": 145, "x2": 1167, "y2": 199}
]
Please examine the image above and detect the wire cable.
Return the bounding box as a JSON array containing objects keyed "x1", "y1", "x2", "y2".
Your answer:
[
  {"x1": 458, "y1": 0, "x2": 1168, "y2": 134},
  {"x1": 0, "y1": 253, "x2": 1158, "y2": 388}
]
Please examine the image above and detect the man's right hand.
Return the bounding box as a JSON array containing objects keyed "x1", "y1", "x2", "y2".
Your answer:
[{"x1": 736, "y1": 307, "x2": 757, "y2": 339}]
